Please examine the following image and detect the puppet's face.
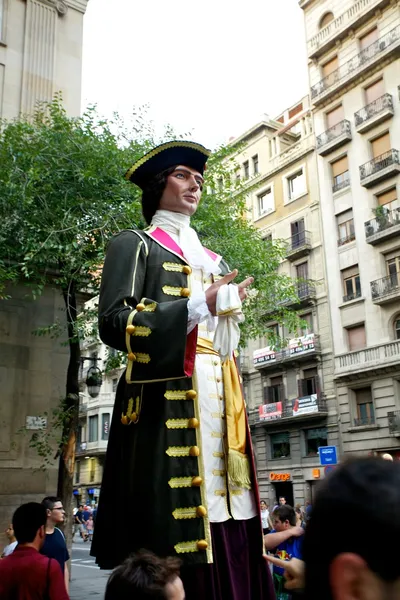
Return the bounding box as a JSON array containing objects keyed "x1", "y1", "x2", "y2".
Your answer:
[{"x1": 159, "y1": 165, "x2": 204, "y2": 216}]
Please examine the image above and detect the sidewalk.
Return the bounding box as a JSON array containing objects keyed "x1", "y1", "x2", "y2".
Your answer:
[{"x1": 69, "y1": 536, "x2": 110, "y2": 600}]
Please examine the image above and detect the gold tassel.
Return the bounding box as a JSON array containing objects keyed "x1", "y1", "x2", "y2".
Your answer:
[{"x1": 228, "y1": 449, "x2": 252, "y2": 490}]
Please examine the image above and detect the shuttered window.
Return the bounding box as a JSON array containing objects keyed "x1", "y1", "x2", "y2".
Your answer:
[
  {"x1": 326, "y1": 105, "x2": 344, "y2": 128},
  {"x1": 347, "y1": 325, "x2": 366, "y2": 351},
  {"x1": 359, "y1": 28, "x2": 378, "y2": 51},
  {"x1": 355, "y1": 387, "x2": 374, "y2": 425},
  {"x1": 371, "y1": 133, "x2": 390, "y2": 158},
  {"x1": 377, "y1": 187, "x2": 397, "y2": 206},
  {"x1": 332, "y1": 156, "x2": 348, "y2": 177},
  {"x1": 320, "y1": 12, "x2": 334, "y2": 29},
  {"x1": 365, "y1": 78, "x2": 384, "y2": 104},
  {"x1": 322, "y1": 56, "x2": 338, "y2": 78}
]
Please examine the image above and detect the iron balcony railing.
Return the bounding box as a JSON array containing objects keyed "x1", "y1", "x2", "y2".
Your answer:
[
  {"x1": 343, "y1": 289, "x2": 361, "y2": 303},
  {"x1": 316, "y1": 119, "x2": 351, "y2": 149},
  {"x1": 311, "y1": 26, "x2": 400, "y2": 99},
  {"x1": 388, "y1": 410, "x2": 400, "y2": 435},
  {"x1": 354, "y1": 416, "x2": 375, "y2": 427},
  {"x1": 354, "y1": 93, "x2": 393, "y2": 127},
  {"x1": 297, "y1": 282, "x2": 316, "y2": 300},
  {"x1": 332, "y1": 172, "x2": 350, "y2": 193},
  {"x1": 285, "y1": 230, "x2": 311, "y2": 252},
  {"x1": 359, "y1": 149, "x2": 400, "y2": 181},
  {"x1": 338, "y1": 231, "x2": 356, "y2": 246},
  {"x1": 365, "y1": 207, "x2": 400, "y2": 238},
  {"x1": 371, "y1": 272, "x2": 400, "y2": 300}
]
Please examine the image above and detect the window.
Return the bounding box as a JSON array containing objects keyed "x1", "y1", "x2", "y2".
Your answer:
[
  {"x1": 386, "y1": 255, "x2": 400, "y2": 287},
  {"x1": 305, "y1": 427, "x2": 328, "y2": 457},
  {"x1": 287, "y1": 169, "x2": 306, "y2": 200},
  {"x1": 217, "y1": 177, "x2": 223, "y2": 191},
  {"x1": 299, "y1": 312, "x2": 313, "y2": 335},
  {"x1": 101, "y1": 413, "x2": 110, "y2": 441},
  {"x1": 319, "y1": 12, "x2": 334, "y2": 29},
  {"x1": 270, "y1": 432, "x2": 290, "y2": 459},
  {"x1": 235, "y1": 168, "x2": 240, "y2": 182},
  {"x1": 75, "y1": 460, "x2": 80, "y2": 484},
  {"x1": 288, "y1": 103, "x2": 303, "y2": 119},
  {"x1": 322, "y1": 56, "x2": 338, "y2": 82},
  {"x1": 264, "y1": 233, "x2": 273, "y2": 244},
  {"x1": 269, "y1": 376, "x2": 283, "y2": 403},
  {"x1": 300, "y1": 368, "x2": 318, "y2": 396},
  {"x1": 347, "y1": 325, "x2": 366, "y2": 351},
  {"x1": 337, "y1": 209, "x2": 355, "y2": 245},
  {"x1": 395, "y1": 318, "x2": 400, "y2": 340},
  {"x1": 365, "y1": 78, "x2": 384, "y2": 105},
  {"x1": 290, "y1": 218, "x2": 305, "y2": 248},
  {"x1": 257, "y1": 188, "x2": 274, "y2": 216},
  {"x1": 88, "y1": 415, "x2": 98, "y2": 442},
  {"x1": 355, "y1": 388, "x2": 375, "y2": 426},
  {"x1": 326, "y1": 105, "x2": 344, "y2": 129},
  {"x1": 296, "y1": 262, "x2": 309, "y2": 298},
  {"x1": 371, "y1": 132, "x2": 390, "y2": 159},
  {"x1": 112, "y1": 378, "x2": 118, "y2": 392},
  {"x1": 332, "y1": 156, "x2": 349, "y2": 192},
  {"x1": 252, "y1": 155, "x2": 259, "y2": 175},
  {"x1": 342, "y1": 265, "x2": 361, "y2": 302},
  {"x1": 89, "y1": 458, "x2": 96, "y2": 483},
  {"x1": 377, "y1": 188, "x2": 397, "y2": 211},
  {"x1": 243, "y1": 161, "x2": 249, "y2": 179},
  {"x1": 359, "y1": 27, "x2": 378, "y2": 51}
]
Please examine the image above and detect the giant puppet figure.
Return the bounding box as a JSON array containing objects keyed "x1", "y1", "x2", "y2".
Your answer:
[{"x1": 91, "y1": 142, "x2": 274, "y2": 600}]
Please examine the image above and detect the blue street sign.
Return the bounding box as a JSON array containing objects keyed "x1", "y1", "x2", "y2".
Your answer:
[{"x1": 319, "y1": 446, "x2": 338, "y2": 466}]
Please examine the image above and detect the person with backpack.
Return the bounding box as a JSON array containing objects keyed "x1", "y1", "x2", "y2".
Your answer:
[
  {"x1": 0, "y1": 502, "x2": 69, "y2": 599},
  {"x1": 40, "y1": 497, "x2": 70, "y2": 595}
]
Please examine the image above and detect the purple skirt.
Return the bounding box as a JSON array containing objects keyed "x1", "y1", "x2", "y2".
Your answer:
[{"x1": 180, "y1": 517, "x2": 275, "y2": 600}]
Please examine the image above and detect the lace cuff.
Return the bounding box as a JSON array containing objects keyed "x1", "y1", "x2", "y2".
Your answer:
[{"x1": 187, "y1": 291, "x2": 212, "y2": 334}]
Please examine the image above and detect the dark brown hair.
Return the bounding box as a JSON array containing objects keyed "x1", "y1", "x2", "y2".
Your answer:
[
  {"x1": 141, "y1": 166, "x2": 177, "y2": 225},
  {"x1": 105, "y1": 549, "x2": 181, "y2": 599}
]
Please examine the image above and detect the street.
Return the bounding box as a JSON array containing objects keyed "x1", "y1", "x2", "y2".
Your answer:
[{"x1": 70, "y1": 537, "x2": 111, "y2": 600}]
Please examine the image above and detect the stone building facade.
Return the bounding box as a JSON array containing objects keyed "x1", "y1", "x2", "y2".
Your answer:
[
  {"x1": 300, "y1": 0, "x2": 400, "y2": 459},
  {"x1": 230, "y1": 98, "x2": 338, "y2": 507}
]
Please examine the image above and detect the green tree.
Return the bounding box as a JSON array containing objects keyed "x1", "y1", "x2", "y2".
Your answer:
[{"x1": 0, "y1": 98, "x2": 299, "y2": 519}]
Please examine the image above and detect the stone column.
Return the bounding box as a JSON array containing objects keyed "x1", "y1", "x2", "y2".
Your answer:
[{"x1": 20, "y1": 0, "x2": 67, "y2": 114}]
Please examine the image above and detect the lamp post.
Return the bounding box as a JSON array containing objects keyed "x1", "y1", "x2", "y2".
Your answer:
[{"x1": 80, "y1": 356, "x2": 103, "y2": 398}]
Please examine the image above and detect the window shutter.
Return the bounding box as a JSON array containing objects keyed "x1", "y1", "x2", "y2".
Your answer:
[
  {"x1": 372, "y1": 133, "x2": 390, "y2": 158},
  {"x1": 326, "y1": 105, "x2": 344, "y2": 128},
  {"x1": 365, "y1": 78, "x2": 384, "y2": 104},
  {"x1": 348, "y1": 326, "x2": 366, "y2": 351},
  {"x1": 342, "y1": 265, "x2": 359, "y2": 279},
  {"x1": 337, "y1": 209, "x2": 353, "y2": 225},
  {"x1": 360, "y1": 28, "x2": 378, "y2": 50},
  {"x1": 377, "y1": 188, "x2": 397, "y2": 206},
  {"x1": 322, "y1": 56, "x2": 338, "y2": 78},
  {"x1": 332, "y1": 156, "x2": 348, "y2": 176}
]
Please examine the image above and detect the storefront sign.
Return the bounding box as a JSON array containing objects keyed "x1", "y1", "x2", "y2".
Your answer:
[
  {"x1": 312, "y1": 468, "x2": 320, "y2": 479},
  {"x1": 292, "y1": 394, "x2": 318, "y2": 416},
  {"x1": 253, "y1": 346, "x2": 276, "y2": 367},
  {"x1": 269, "y1": 472, "x2": 291, "y2": 482},
  {"x1": 259, "y1": 402, "x2": 282, "y2": 421}
]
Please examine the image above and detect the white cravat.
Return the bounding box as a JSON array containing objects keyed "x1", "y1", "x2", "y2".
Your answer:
[{"x1": 151, "y1": 210, "x2": 221, "y2": 276}]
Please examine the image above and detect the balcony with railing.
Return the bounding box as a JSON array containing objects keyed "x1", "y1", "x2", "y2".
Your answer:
[
  {"x1": 332, "y1": 171, "x2": 350, "y2": 194},
  {"x1": 365, "y1": 207, "x2": 400, "y2": 244},
  {"x1": 316, "y1": 120, "x2": 352, "y2": 156},
  {"x1": 338, "y1": 231, "x2": 356, "y2": 246},
  {"x1": 334, "y1": 339, "x2": 400, "y2": 378},
  {"x1": 388, "y1": 410, "x2": 400, "y2": 436},
  {"x1": 355, "y1": 93, "x2": 394, "y2": 133},
  {"x1": 359, "y1": 149, "x2": 400, "y2": 187},
  {"x1": 343, "y1": 289, "x2": 362, "y2": 303},
  {"x1": 253, "y1": 333, "x2": 320, "y2": 370},
  {"x1": 306, "y1": 0, "x2": 391, "y2": 58},
  {"x1": 289, "y1": 283, "x2": 316, "y2": 308},
  {"x1": 371, "y1": 272, "x2": 400, "y2": 305},
  {"x1": 353, "y1": 416, "x2": 376, "y2": 427},
  {"x1": 257, "y1": 386, "x2": 327, "y2": 426},
  {"x1": 311, "y1": 26, "x2": 400, "y2": 104},
  {"x1": 285, "y1": 230, "x2": 312, "y2": 261}
]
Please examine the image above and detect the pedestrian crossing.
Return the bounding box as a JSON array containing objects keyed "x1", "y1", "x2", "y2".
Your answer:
[{"x1": 71, "y1": 557, "x2": 99, "y2": 570}]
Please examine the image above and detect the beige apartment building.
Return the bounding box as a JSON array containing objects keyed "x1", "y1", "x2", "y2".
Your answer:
[
  {"x1": 230, "y1": 98, "x2": 338, "y2": 506},
  {"x1": 0, "y1": 0, "x2": 88, "y2": 529},
  {"x1": 300, "y1": 0, "x2": 400, "y2": 458}
]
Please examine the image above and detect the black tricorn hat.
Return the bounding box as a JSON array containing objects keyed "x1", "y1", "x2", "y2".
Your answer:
[{"x1": 125, "y1": 140, "x2": 211, "y2": 190}]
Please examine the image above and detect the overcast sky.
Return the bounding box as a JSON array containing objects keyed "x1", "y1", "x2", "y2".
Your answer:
[{"x1": 81, "y1": 0, "x2": 309, "y2": 150}]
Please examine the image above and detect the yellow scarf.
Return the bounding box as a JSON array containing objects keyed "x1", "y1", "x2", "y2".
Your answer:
[{"x1": 196, "y1": 337, "x2": 252, "y2": 490}]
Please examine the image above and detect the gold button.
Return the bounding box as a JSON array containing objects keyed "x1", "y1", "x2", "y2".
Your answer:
[
  {"x1": 216, "y1": 377, "x2": 221, "y2": 383},
  {"x1": 126, "y1": 325, "x2": 136, "y2": 335},
  {"x1": 197, "y1": 540, "x2": 208, "y2": 551},
  {"x1": 130, "y1": 412, "x2": 138, "y2": 423},
  {"x1": 219, "y1": 395, "x2": 223, "y2": 400},
  {"x1": 192, "y1": 476, "x2": 203, "y2": 487},
  {"x1": 188, "y1": 418, "x2": 199, "y2": 429},
  {"x1": 182, "y1": 265, "x2": 192, "y2": 275},
  {"x1": 189, "y1": 446, "x2": 200, "y2": 457},
  {"x1": 180, "y1": 288, "x2": 190, "y2": 297},
  {"x1": 121, "y1": 415, "x2": 129, "y2": 425},
  {"x1": 136, "y1": 303, "x2": 145, "y2": 311},
  {"x1": 213, "y1": 361, "x2": 218, "y2": 366},
  {"x1": 186, "y1": 390, "x2": 197, "y2": 400},
  {"x1": 128, "y1": 352, "x2": 136, "y2": 362},
  {"x1": 196, "y1": 505, "x2": 207, "y2": 517}
]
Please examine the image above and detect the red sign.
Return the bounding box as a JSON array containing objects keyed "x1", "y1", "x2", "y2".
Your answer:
[
  {"x1": 259, "y1": 402, "x2": 282, "y2": 421},
  {"x1": 270, "y1": 472, "x2": 291, "y2": 482}
]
